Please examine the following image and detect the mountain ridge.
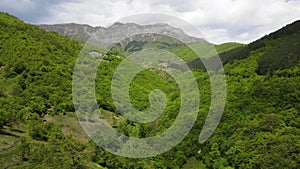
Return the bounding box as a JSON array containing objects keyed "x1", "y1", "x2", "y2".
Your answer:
[{"x1": 38, "y1": 22, "x2": 206, "y2": 44}]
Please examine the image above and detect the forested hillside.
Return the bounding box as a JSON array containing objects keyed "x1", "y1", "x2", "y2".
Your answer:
[
  {"x1": 0, "y1": 12, "x2": 81, "y2": 127},
  {"x1": 0, "y1": 12, "x2": 94, "y2": 168},
  {"x1": 0, "y1": 12, "x2": 299, "y2": 169}
]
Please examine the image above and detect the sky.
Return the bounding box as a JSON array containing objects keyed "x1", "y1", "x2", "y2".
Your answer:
[{"x1": 1, "y1": 0, "x2": 300, "y2": 44}]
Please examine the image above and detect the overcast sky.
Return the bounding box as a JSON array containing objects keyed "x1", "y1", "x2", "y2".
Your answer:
[{"x1": 1, "y1": 0, "x2": 300, "y2": 44}]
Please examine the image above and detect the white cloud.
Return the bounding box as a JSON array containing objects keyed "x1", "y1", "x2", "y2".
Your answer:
[{"x1": 1, "y1": 0, "x2": 300, "y2": 44}]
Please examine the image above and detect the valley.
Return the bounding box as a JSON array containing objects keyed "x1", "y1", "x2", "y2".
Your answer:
[{"x1": 0, "y1": 12, "x2": 300, "y2": 169}]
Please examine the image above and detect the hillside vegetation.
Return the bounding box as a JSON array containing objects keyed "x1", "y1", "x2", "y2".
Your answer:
[
  {"x1": 0, "y1": 12, "x2": 94, "y2": 168},
  {"x1": 0, "y1": 12, "x2": 300, "y2": 169}
]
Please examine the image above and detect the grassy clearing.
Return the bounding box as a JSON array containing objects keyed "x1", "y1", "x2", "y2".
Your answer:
[
  {"x1": 215, "y1": 42, "x2": 243, "y2": 54},
  {"x1": 0, "y1": 123, "x2": 26, "y2": 168},
  {"x1": 44, "y1": 112, "x2": 90, "y2": 143}
]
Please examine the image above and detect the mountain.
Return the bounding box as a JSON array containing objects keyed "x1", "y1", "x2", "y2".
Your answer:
[
  {"x1": 39, "y1": 22, "x2": 242, "y2": 61},
  {"x1": 38, "y1": 22, "x2": 205, "y2": 45},
  {"x1": 1, "y1": 12, "x2": 300, "y2": 169}
]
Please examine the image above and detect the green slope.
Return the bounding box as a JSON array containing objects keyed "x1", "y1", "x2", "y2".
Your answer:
[
  {"x1": 109, "y1": 34, "x2": 242, "y2": 62},
  {"x1": 171, "y1": 42, "x2": 243, "y2": 62},
  {"x1": 214, "y1": 42, "x2": 243, "y2": 54},
  {"x1": 188, "y1": 20, "x2": 300, "y2": 74}
]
